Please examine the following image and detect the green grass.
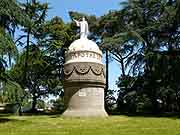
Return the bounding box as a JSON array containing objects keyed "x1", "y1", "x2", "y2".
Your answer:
[{"x1": 0, "y1": 115, "x2": 180, "y2": 135}]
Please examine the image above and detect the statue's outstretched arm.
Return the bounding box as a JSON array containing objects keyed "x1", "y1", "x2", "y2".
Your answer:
[{"x1": 73, "y1": 19, "x2": 80, "y2": 27}]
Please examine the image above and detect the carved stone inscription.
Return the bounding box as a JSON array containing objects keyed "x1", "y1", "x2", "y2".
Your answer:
[
  {"x1": 66, "y1": 51, "x2": 102, "y2": 61},
  {"x1": 78, "y1": 89, "x2": 87, "y2": 97},
  {"x1": 78, "y1": 88, "x2": 102, "y2": 97}
]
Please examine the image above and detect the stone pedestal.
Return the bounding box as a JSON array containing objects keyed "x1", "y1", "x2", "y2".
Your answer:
[{"x1": 62, "y1": 38, "x2": 108, "y2": 117}]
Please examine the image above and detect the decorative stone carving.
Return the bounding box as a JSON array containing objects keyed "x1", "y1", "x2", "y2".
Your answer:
[
  {"x1": 64, "y1": 62, "x2": 105, "y2": 76},
  {"x1": 64, "y1": 62, "x2": 105, "y2": 87}
]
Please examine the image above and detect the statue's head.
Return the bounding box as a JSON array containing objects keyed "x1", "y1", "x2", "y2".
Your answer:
[{"x1": 82, "y1": 17, "x2": 86, "y2": 21}]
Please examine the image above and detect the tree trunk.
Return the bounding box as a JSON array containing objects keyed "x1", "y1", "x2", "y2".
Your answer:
[
  {"x1": 24, "y1": 29, "x2": 30, "y2": 82},
  {"x1": 31, "y1": 92, "x2": 37, "y2": 112},
  {"x1": 175, "y1": 91, "x2": 180, "y2": 112},
  {"x1": 120, "y1": 59, "x2": 126, "y2": 77},
  {"x1": 120, "y1": 59, "x2": 128, "y2": 92},
  {"x1": 18, "y1": 103, "x2": 22, "y2": 116},
  {"x1": 105, "y1": 49, "x2": 109, "y2": 93},
  {"x1": 151, "y1": 92, "x2": 159, "y2": 114},
  {"x1": 105, "y1": 49, "x2": 109, "y2": 112}
]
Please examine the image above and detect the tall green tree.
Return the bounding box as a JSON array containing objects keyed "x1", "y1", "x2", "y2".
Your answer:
[
  {"x1": 0, "y1": 0, "x2": 28, "y2": 81},
  {"x1": 18, "y1": 0, "x2": 48, "y2": 80},
  {"x1": 11, "y1": 10, "x2": 74, "y2": 112},
  {"x1": 92, "y1": 0, "x2": 180, "y2": 113},
  {"x1": 9, "y1": 44, "x2": 62, "y2": 112}
]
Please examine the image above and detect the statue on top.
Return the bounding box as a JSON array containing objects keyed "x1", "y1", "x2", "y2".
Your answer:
[{"x1": 73, "y1": 17, "x2": 89, "y2": 39}]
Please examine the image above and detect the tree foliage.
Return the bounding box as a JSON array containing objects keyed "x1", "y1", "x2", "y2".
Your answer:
[{"x1": 95, "y1": 0, "x2": 180, "y2": 114}]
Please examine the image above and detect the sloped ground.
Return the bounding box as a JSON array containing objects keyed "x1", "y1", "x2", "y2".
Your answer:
[{"x1": 0, "y1": 115, "x2": 179, "y2": 135}]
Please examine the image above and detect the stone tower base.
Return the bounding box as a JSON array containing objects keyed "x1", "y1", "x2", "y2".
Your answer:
[{"x1": 63, "y1": 86, "x2": 108, "y2": 117}]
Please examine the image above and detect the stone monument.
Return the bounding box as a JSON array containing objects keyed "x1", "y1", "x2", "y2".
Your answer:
[{"x1": 62, "y1": 17, "x2": 108, "y2": 117}]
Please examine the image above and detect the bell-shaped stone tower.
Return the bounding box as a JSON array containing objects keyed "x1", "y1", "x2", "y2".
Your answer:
[{"x1": 62, "y1": 18, "x2": 108, "y2": 117}]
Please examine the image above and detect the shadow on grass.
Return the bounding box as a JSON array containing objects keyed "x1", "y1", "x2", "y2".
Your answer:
[
  {"x1": 110, "y1": 112, "x2": 180, "y2": 119},
  {"x1": 3, "y1": 110, "x2": 180, "y2": 120},
  {"x1": 22, "y1": 111, "x2": 63, "y2": 116},
  {"x1": 0, "y1": 117, "x2": 26, "y2": 124},
  {"x1": 11, "y1": 111, "x2": 180, "y2": 119},
  {"x1": 0, "y1": 118, "x2": 13, "y2": 123},
  {"x1": 0, "y1": 113, "x2": 27, "y2": 123}
]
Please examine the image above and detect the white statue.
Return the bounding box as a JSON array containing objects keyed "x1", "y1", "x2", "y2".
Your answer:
[{"x1": 73, "y1": 17, "x2": 89, "y2": 39}]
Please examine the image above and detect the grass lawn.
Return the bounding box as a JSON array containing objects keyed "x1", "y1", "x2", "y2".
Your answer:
[{"x1": 0, "y1": 115, "x2": 180, "y2": 135}]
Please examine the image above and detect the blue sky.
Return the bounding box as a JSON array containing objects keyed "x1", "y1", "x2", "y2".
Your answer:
[
  {"x1": 44, "y1": 0, "x2": 123, "y2": 22},
  {"x1": 20, "y1": 0, "x2": 125, "y2": 90}
]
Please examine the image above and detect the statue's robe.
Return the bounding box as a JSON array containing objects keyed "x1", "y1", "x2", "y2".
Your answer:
[{"x1": 76, "y1": 20, "x2": 89, "y2": 38}]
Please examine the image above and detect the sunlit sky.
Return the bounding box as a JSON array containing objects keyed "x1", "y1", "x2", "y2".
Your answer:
[
  {"x1": 19, "y1": 0, "x2": 125, "y2": 90},
  {"x1": 44, "y1": 0, "x2": 123, "y2": 21}
]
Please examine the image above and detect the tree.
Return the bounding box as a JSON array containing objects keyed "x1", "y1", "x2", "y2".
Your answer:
[
  {"x1": 38, "y1": 16, "x2": 75, "y2": 80},
  {"x1": 17, "y1": 0, "x2": 48, "y2": 81},
  {"x1": 91, "y1": 0, "x2": 180, "y2": 113},
  {"x1": 0, "y1": 0, "x2": 29, "y2": 115},
  {"x1": 12, "y1": 0, "x2": 52, "y2": 112},
  {"x1": 0, "y1": 0, "x2": 28, "y2": 81},
  {"x1": 9, "y1": 44, "x2": 63, "y2": 112},
  {"x1": 10, "y1": 4, "x2": 74, "y2": 112},
  {"x1": 125, "y1": 0, "x2": 180, "y2": 113}
]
